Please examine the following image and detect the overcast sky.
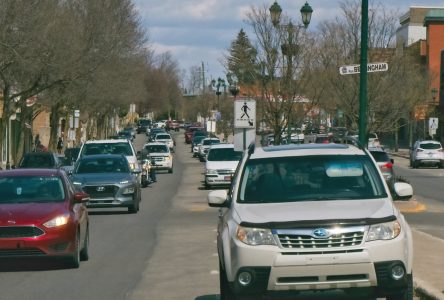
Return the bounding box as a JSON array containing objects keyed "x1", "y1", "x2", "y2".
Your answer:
[{"x1": 133, "y1": 0, "x2": 444, "y2": 83}]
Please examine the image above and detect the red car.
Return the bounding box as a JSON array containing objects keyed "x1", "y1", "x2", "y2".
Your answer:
[
  {"x1": 0, "y1": 169, "x2": 90, "y2": 268},
  {"x1": 184, "y1": 126, "x2": 204, "y2": 144}
]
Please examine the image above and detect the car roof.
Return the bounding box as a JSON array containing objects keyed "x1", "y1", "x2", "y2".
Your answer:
[
  {"x1": 418, "y1": 140, "x2": 441, "y2": 144},
  {"x1": 84, "y1": 139, "x2": 130, "y2": 144},
  {"x1": 202, "y1": 137, "x2": 220, "y2": 141},
  {"x1": 250, "y1": 143, "x2": 365, "y2": 159},
  {"x1": 143, "y1": 142, "x2": 169, "y2": 147},
  {"x1": 0, "y1": 168, "x2": 63, "y2": 177}
]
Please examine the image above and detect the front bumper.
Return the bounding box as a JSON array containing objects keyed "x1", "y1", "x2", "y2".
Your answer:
[
  {"x1": 205, "y1": 174, "x2": 233, "y2": 186},
  {"x1": 0, "y1": 223, "x2": 77, "y2": 258},
  {"x1": 225, "y1": 231, "x2": 411, "y2": 296},
  {"x1": 82, "y1": 184, "x2": 136, "y2": 208}
]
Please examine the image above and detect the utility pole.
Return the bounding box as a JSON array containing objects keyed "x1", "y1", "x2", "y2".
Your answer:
[
  {"x1": 201, "y1": 61, "x2": 206, "y2": 94},
  {"x1": 359, "y1": 0, "x2": 368, "y2": 147}
]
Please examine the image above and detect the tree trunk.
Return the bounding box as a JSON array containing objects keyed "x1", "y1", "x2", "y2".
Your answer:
[{"x1": 49, "y1": 103, "x2": 61, "y2": 152}]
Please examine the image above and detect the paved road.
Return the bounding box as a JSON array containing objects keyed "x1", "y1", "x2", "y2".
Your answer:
[{"x1": 0, "y1": 133, "x2": 181, "y2": 300}]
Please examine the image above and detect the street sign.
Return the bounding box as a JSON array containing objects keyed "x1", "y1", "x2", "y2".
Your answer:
[
  {"x1": 339, "y1": 62, "x2": 388, "y2": 75},
  {"x1": 234, "y1": 99, "x2": 256, "y2": 129}
]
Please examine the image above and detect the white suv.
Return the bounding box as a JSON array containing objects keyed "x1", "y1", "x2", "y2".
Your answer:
[
  {"x1": 208, "y1": 143, "x2": 414, "y2": 300},
  {"x1": 410, "y1": 140, "x2": 444, "y2": 168},
  {"x1": 204, "y1": 144, "x2": 243, "y2": 189}
]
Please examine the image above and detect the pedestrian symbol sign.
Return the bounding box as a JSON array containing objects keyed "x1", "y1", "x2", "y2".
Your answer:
[{"x1": 234, "y1": 99, "x2": 256, "y2": 128}]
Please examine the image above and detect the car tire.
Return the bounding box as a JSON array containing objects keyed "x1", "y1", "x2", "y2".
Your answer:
[
  {"x1": 80, "y1": 226, "x2": 89, "y2": 261},
  {"x1": 141, "y1": 177, "x2": 148, "y2": 188},
  {"x1": 168, "y1": 167, "x2": 173, "y2": 174},
  {"x1": 67, "y1": 232, "x2": 81, "y2": 268},
  {"x1": 219, "y1": 261, "x2": 239, "y2": 300},
  {"x1": 128, "y1": 196, "x2": 139, "y2": 214},
  {"x1": 386, "y1": 274, "x2": 413, "y2": 300}
]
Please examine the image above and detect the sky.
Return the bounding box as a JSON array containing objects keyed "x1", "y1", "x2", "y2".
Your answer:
[{"x1": 133, "y1": 0, "x2": 444, "y2": 85}]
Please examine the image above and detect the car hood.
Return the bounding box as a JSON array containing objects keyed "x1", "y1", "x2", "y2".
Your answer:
[
  {"x1": 72, "y1": 173, "x2": 134, "y2": 185},
  {"x1": 0, "y1": 202, "x2": 66, "y2": 225},
  {"x1": 234, "y1": 198, "x2": 395, "y2": 226},
  {"x1": 206, "y1": 161, "x2": 239, "y2": 170}
]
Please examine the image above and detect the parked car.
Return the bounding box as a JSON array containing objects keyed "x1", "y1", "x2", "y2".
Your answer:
[
  {"x1": 197, "y1": 137, "x2": 221, "y2": 161},
  {"x1": 71, "y1": 154, "x2": 141, "y2": 213},
  {"x1": 185, "y1": 126, "x2": 204, "y2": 144},
  {"x1": 208, "y1": 143, "x2": 414, "y2": 300},
  {"x1": 18, "y1": 152, "x2": 62, "y2": 169},
  {"x1": 314, "y1": 133, "x2": 332, "y2": 143},
  {"x1": 140, "y1": 142, "x2": 173, "y2": 173},
  {"x1": 410, "y1": 140, "x2": 444, "y2": 168},
  {"x1": 368, "y1": 132, "x2": 381, "y2": 147},
  {"x1": 0, "y1": 168, "x2": 90, "y2": 268},
  {"x1": 192, "y1": 135, "x2": 207, "y2": 157},
  {"x1": 369, "y1": 146, "x2": 395, "y2": 188},
  {"x1": 204, "y1": 144, "x2": 242, "y2": 189},
  {"x1": 78, "y1": 139, "x2": 141, "y2": 174}
]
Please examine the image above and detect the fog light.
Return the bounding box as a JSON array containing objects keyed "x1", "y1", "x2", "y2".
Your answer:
[
  {"x1": 238, "y1": 271, "x2": 253, "y2": 286},
  {"x1": 391, "y1": 265, "x2": 405, "y2": 280}
]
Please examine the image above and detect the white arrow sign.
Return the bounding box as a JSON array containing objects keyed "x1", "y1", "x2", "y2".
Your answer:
[{"x1": 339, "y1": 62, "x2": 388, "y2": 75}]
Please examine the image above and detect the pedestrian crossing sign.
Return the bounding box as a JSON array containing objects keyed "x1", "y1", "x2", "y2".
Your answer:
[{"x1": 234, "y1": 99, "x2": 256, "y2": 129}]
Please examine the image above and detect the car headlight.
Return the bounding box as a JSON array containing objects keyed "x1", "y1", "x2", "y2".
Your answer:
[
  {"x1": 129, "y1": 163, "x2": 137, "y2": 170},
  {"x1": 206, "y1": 169, "x2": 217, "y2": 175},
  {"x1": 120, "y1": 180, "x2": 130, "y2": 184},
  {"x1": 72, "y1": 181, "x2": 82, "y2": 186},
  {"x1": 367, "y1": 220, "x2": 401, "y2": 241},
  {"x1": 237, "y1": 226, "x2": 276, "y2": 246},
  {"x1": 123, "y1": 186, "x2": 135, "y2": 194},
  {"x1": 44, "y1": 214, "x2": 70, "y2": 228}
]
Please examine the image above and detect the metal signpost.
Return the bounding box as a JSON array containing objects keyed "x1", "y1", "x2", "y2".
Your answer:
[{"x1": 234, "y1": 99, "x2": 256, "y2": 151}]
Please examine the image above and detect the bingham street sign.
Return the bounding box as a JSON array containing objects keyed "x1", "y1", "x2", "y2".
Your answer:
[{"x1": 339, "y1": 62, "x2": 388, "y2": 75}]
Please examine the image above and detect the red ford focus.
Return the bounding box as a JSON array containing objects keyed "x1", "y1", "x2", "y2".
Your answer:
[{"x1": 0, "y1": 168, "x2": 90, "y2": 268}]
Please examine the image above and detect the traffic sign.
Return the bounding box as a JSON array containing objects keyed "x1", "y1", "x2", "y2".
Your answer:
[
  {"x1": 339, "y1": 62, "x2": 388, "y2": 75},
  {"x1": 234, "y1": 99, "x2": 256, "y2": 129}
]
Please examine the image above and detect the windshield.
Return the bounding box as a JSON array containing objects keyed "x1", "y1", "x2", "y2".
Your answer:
[
  {"x1": 156, "y1": 134, "x2": 171, "y2": 140},
  {"x1": 238, "y1": 155, "x2": 386, "y2": 203},
  {"x1": 207, "y1": 148, "x2": 242, "y2": 161},
  {"x1": 76, "y1": 157, "x2": 129, "y2": 173},
  {"x1": 82, "y1": 142, "x2": 133, "y2": 156},
  {"x1": 0, "y1": 176, "x2": 65, "y2": 203},
  {"x1": 203, "y1": 139, "x2": 220, "y2": 146},
  {"x1": 145, "y1": 145, "x2": 168, "y2": 153}
]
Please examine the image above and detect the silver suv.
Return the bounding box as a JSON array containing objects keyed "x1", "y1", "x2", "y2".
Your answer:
[{"x1": 208, "y1": 143, "x2": 414, "y2": 300}]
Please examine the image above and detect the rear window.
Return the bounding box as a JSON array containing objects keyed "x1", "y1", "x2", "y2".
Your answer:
[
  {"x1": 369, "y1": 151, "x2": 390, "y2": 162},
  {"x1": 156, "y1": 134, "x2": 171, "y2": 140},
  {"x1": 203, "y1": 139, "x2": 220, "y2": 146},
  {"x1": 419, "y1": 142, "x2": 441, "y2": 150},
  {"x1": 238, "y1": 155, "x2": 386, "y2": 203}
]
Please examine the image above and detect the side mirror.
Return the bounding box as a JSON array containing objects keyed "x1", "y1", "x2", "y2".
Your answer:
[
  {"x1": 74, "y1": 192, "x2": 90, "y2": 203},
  {"x1": 208, "y1": 190, "x2": 229, "y2": 207},
  {"x1": 393, "y1": 182, "x2": 413, "y2": 201}
]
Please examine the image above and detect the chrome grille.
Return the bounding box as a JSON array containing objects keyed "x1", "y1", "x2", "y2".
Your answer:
[
  {"x1": 0, "y1": 226, "x2": 45, "y2": 238},
  {"x1": 83, "y1": 185, "x2": 117, "y2": 198},
  {"x1": 151, "y1": 156, "x2": 165, "y2": 162},
  {"x1": 216, "y1": 169, "x2": 235, "y2": 175},
  {"x1": 275, "y1": 227, "x2": 365, "y2": 249}
]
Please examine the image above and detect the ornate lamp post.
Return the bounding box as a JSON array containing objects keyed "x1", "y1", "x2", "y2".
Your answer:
[
  {"x1": 211, "y1": 77, "x2": 226, "y2": 111},
  {"x1": 269, "y1": 1, "x2": 313, "y2": 144}
]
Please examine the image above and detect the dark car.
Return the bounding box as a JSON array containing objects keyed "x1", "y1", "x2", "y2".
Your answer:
[
  {"x1": 71, "y1": 154, "x2": 141, "y2": 213},
  {"x1": 0, "y1": 169, "x2": 90, "y2": 268},
  {"x1": 185, "y1": 127, "x2": 204, "y2": 144},
  {"x1": 137, "y1": 119, "x2": 151, "y2": 134},
  {"x1": 118, "y1": 130, "x2": 134, "y2": 142},
  {"x1": 64, "y1": 147, "x2": 80, "y2": 165},
  {"x1": 19, "y1": 152, "x2": 62, "y2": 169}
]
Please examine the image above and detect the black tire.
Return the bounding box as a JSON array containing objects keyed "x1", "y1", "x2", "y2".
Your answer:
[
  {"x1": 80, "y1": 226, "x2": 89, "y2": 261},
  {"x1": 168, "y1": 167, "x2": 173, "y2": 174},
  {"x1": 67, "y1": 232, "x2": 80, "y2": 268},
  {"x1": 219, "y1": 261, "x2": 238, "y2": 300},
  {"x1": 386, "y1": 274, "x2": 413, "y2": 300},
  {"x1": 141, "y1": 177, "x2": 148, "y2": 188},
  {"x1": 128, "y1": 196, "x2": 139, "y2": 214}
]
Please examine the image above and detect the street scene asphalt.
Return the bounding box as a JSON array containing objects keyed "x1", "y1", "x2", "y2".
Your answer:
[{"x1": 388, "y1": 149, "x2": 444, "y2": 300}]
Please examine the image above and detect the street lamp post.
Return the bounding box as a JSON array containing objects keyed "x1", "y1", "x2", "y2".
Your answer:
[
  {"x1": 211, "y1": 77, "x2": 226, "y2": 112},
  {"x1": 269, "y1": 1, "x2": 313, "y2": 144},
  {"x1": 359, "y1": 0, "x2": 369, "y2": 147}
]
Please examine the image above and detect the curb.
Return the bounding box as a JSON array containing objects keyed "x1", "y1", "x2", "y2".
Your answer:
[{"x1": 415, "y1": 278, "x2": 444, "y2": 300}]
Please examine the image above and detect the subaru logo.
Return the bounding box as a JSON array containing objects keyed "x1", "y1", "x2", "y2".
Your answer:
[
  {"x1": 313, "y1": 228, "x2": 329, "y2": 238},
  {"x1": 96, "y1": 186, "x2": 105, "y2": 192}
]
